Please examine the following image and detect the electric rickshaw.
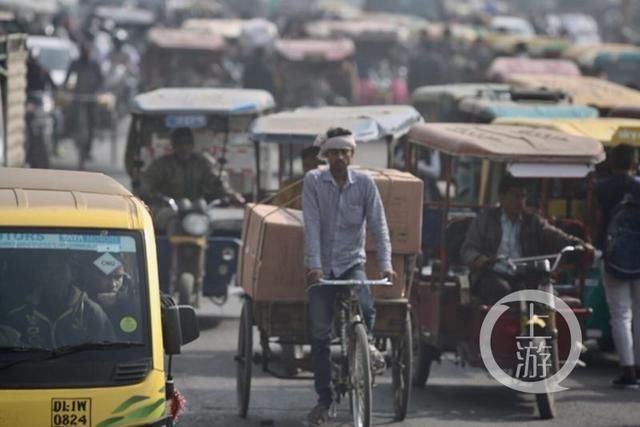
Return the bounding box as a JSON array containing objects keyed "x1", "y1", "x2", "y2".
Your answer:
[
  {"x1": 403, "y1": 123, "x2": 605, "y2": 419},
  {"x1": 141, "y1": 28, "x2": 229, "y2": 91},
  {"x1": 508, "y1": 74, "x2": 640, "y2": 116},
  {"x1": 0, "y1": 168, "x2": 198, "y2": 426},
  {"x1": 493, "y1": 117, "x2": 640, "y2": 351},
  {"x1": 235, "y1": 105, "x2": 422, "y2": 424},
  {"x1": 272, "y1": 38, "x2": 357, "y2": 109},
  {"x1": 305, "y1": 19, "x2": 410, "y2": 104},
  {"x1": 564, "y1": 43, "x2": 640, "y2": 88},
  {"x1": 124, "y1": 88, "x2": 275, "y2": 305},
  {"x1": 487, "y1": 57, "x2": 581, "y2": 83},
  {"x1": 411, "y1": 83, "x2": 598, "y2": 124}
]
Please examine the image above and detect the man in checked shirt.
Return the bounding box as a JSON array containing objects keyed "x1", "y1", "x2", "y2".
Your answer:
[{"x1": 303, "y1": 127, "x2": 395, "y2": 426}]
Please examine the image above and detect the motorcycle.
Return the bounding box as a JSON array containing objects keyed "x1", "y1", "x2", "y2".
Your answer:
[
  {"x1": 154, "y1": 196, "x2": 244, "y2": 307},
  {"x1": 25, "y1": 91, "x2": 55, "y2": 169}
]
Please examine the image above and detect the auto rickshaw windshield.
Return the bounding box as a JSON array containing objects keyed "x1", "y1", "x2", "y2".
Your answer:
[{"x1": 0, "y1": 230, "x2": 149, "y2": 387}]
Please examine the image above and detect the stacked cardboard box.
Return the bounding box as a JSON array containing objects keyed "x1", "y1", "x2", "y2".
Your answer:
[
  {"x1": 238, "y1": 204, "x2": 306, "y2": 302},
  {"x1": 238, "y1": 168, "x2": 423, "y2": 301},
  {"x1": 353, "y1": 167, "x2": 424, "y2": 255}
]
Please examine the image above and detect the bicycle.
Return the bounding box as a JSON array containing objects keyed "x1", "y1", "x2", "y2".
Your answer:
[{"x1": 307, "y1": 278, "x2": 391, "y2": 427}]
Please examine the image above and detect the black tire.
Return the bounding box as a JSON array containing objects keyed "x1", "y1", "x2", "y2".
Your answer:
[
  {"x1": 536, "y1": 392, "x2": 555, "y2": 420},
  {"x1": 236, "y1": 298, "x2": 253, "y2": 418},
  {"x1": 177, "y1": 273, "x2": 194, "y2": 306},
  {"x1": 350, "y1": 323, "x2": 372, "y2": 427},
  {"x1": 392, "y1": 313, "x2": 413, "y2": 421},
  {"x1": 411, "y1": 315, "x2": 432, "y2": 387}
]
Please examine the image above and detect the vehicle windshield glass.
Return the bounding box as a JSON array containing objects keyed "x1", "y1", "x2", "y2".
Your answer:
[
  {"x1": 37, "y1": 46, "x2": 73, "y2": 72},
  {"x1": 365, "y1": 0, "x2": 441, "y2": 20},
  {"x1": 0, "y1": 230, "x2": 146, "y2": 352}
]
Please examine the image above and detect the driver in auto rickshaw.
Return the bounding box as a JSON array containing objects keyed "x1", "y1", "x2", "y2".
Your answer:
[
  {"x1": 460, "y1": 174, "x2": 595, "y2": 304},
  {"x1": 139, "y1": 127, "x2": 245, "y2": 206}
]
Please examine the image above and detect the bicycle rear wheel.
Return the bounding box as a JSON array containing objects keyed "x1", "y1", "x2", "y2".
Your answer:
[{"x1": 349, "y1": 323, "x2": 372, "y2": 427}]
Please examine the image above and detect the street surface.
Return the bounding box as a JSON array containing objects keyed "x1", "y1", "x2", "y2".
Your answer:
[{"x1": 51, "y1": 126, "x2": 640, "y2": 427}]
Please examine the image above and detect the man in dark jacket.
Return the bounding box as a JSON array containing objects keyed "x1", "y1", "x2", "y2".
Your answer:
[{"x1": 461, "y1": 174, "x2": 593, "y2": 304}]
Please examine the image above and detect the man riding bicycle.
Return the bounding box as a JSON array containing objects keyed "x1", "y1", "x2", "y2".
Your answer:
[{"x1": 303, "y1": 127, "x2": 394, "y2": 426}]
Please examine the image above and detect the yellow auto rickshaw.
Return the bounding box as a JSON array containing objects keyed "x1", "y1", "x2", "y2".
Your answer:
[
  {"x1": 508, "y1": 74, "x2": 640, "y2": 115},
  {"x1": 0, "y1": 168, "x2": 198, "y2": 427}
]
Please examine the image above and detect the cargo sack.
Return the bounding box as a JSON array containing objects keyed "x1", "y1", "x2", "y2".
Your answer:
[{"x1": 604, "y1": 194, "x2": 640, "y2": 279}]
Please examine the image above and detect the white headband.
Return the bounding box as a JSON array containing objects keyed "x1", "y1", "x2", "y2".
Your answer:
[{"x1": 314, "y1": 133, "x2": 357, "y2": 157}]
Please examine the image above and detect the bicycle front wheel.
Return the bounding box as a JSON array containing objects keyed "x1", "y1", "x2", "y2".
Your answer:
[{"x1": 349, "y1": 323, "x2": 372, "y2": 427}]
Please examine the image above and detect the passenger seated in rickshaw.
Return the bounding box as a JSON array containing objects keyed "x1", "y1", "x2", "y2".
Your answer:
[
  {"x1": 303, "y1": 127, "x2": 394, "y2": 425},
  {"x1": 460, "y1": 174, "x2": 594, "y2": 305},
  {"x1": 140, "y1": 127, "x2": 245, "y2": 206},
  {"x1": 1, "y1": 252, "x2": 115, "y2": 349}
]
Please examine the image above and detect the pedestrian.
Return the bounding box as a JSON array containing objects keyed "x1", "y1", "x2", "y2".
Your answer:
[
  {"x1": 595, "y1": 143, "x2": 640, "y2": 389},
  {"x1": 302, "y1": 127, "x2": 394, "y2": 425}
]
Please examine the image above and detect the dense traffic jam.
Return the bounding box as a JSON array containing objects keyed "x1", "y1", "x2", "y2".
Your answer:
[{"x1": 1, "y1": 0, "x2": 640, "y2": 426}]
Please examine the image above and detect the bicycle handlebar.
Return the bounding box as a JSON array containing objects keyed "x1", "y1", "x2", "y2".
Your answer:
[
  {"x1": 508, "y1": 245, "x2": 582, "y2": 272},
  {"x1": 306, "y1": 278, "x2": 392, "y2": 291}
]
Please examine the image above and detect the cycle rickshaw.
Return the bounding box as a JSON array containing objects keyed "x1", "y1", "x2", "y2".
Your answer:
[
  {"x1": 235, "y1": 105, "x2": 422, "y2": 425},
  {"x1": 402, "y1": 123, "x2": 605, "y2": 419},
  {"x1": 124, "y1": 87, "x2": 275, "y2": 305}
]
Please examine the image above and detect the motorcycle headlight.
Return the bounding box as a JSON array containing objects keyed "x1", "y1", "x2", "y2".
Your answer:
[
  {"x1": 182, "y1": 213, "x2": 209, "y2": 235},
  {"x1": 222, "y1": 247, "x2": 235, "y2": 262}
]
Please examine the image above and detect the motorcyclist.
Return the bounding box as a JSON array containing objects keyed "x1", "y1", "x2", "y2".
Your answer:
[{"x1": 140, "y1": 127, "x2": 245, "y2": 206}]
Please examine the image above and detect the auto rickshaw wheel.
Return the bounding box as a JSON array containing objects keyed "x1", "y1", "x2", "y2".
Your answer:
[
  {"x1": 411, "y1": 314, "x2": 432, "y2": 387},
  {"x1": 236, "y1": 298, "x2": 253, "y2": 418},
  {"x1": 177, "y1": 273, "x2": 194, "y2": 306},
  {"x1": 391, "y1": 313, "x2": 412, "y2": 421}
]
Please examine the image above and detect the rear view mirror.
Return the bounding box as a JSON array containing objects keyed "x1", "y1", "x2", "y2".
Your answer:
[{"x1": 162, "y1": 305, "x2": 200, "y2": 355}]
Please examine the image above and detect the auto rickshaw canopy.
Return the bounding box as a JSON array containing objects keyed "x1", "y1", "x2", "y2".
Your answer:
[
  {"x1": 274, "y1": 38, "x2": 355, "y2": 62},
  {"x1": 0, "y1": 168, "x2": 146, "y2": 229},
  {"x1": 412, "y1": 83, "x2": 512, "y2": 105},
  {"x1": 183, "y1": 18, "x2": 278, "y2": 42},
  {"x1": 484, "y1": 34, "x2": 571, "y2": 57},
  {"x1": 146, "y1": 27, "x2": 226, "y2": 51},
  {"x1": 250, "y1": 105, "x2": 422, "y2": 145},
  {"x1": 130, "y1": 88, "x2": 275, "y2": 116},
  {"x1": 492, "y1": 117, "x2": 640, "y2": 146},
  {"x1": 508, "y1": 75, "x2": 640, "y2": 110},
  {"x1": 407, "y1": 123, "x2": 605, "y2": 170},
  {"x1": 564, "y1": 43, "x2": 640, "y2": 67},
  {"x1": 93, "y1": 6, "x2": 155, "y2": 28},
  {"x1": 305, "y1": 19, "x2": 409, "y2": 43},
  {"x1": 458, "y1": 98, "x2": 598, "y2": 121},
  {"x1": 487, "y1": 57, "x2": 581, "y2": 82}
]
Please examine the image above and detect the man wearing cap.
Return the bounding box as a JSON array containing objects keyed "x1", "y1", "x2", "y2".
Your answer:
[
  {"x1": 141, "y1": 127, "x2": 244, "y2": 204},
  {"x1": 303, "y1": 127, "x2": 394, "y2": 425}
]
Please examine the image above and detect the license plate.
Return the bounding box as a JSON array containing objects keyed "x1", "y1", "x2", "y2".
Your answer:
[{"x1": 51, "y1": 398, "x2": 91, "y2": 427}]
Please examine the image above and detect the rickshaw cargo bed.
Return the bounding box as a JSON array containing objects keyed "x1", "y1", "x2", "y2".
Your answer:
[
  {"x1": 238, "y1": 204, "x2": 419, "y2": 301},
  {"x1": 353, "y1": 167, "x2": 424, "y2": 255}
]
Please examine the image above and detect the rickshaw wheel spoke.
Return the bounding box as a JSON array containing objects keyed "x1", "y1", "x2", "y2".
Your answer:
[
  {"x1": 350, "y1": 323, "x2": 371, "y2": 427},
  {"x1": 236, "y1": 298, "x2": 253, "y2": 418},
  {"x1": 392, "y1": 313, "x2": 412, "y2": 421}
]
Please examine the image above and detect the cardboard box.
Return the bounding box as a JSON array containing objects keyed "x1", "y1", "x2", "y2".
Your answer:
[
  {"x1": 353, "y1": 167, "x2": 423, "y2": 255},
  {"x1": 365, "y1": 252, "x2": 416, "y2": 299},
  {"x1": 238, "y1": 204, "x2": 307, "y2": 302}
]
